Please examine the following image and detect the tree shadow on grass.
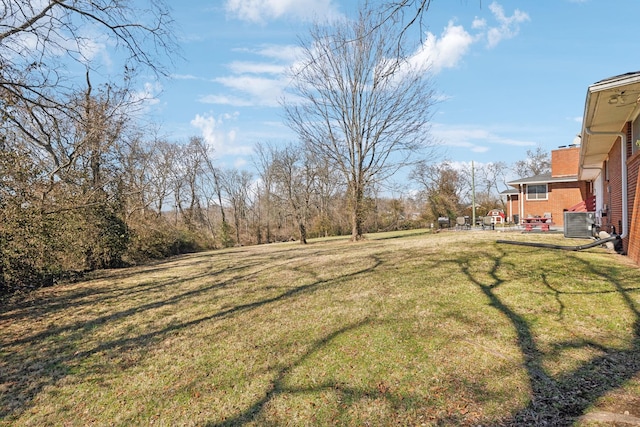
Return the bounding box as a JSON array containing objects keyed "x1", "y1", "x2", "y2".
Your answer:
[
  {"x1": 204, "y1": 316, "x2": 477, "y2": 427},
  {"x1": 206, "y1": 318, "x2": 373, "y2": 427},
  {"x1": 455, "y1": 247, "x2": 640, "y2": 426},
  {"x1": 369, "y1": 229, "x2": 432, "y2": 240},
  {"x1": 0, "y1": 248, "x2": 381, "y2": 421}
]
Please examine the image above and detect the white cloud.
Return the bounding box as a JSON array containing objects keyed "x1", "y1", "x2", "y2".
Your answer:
[
  {"x1": 234, "y1": 157, "x2": 248, "y2": 169},
  {"x1": 225, "y1": 0, "x2": 342, "y2": 23},
  {"x1": 409, "y1": 2, "x2": 529, "y2": 74},
  {"x1": 131, "y1": 81, "x2": 162, "y2": 106},
  {"x1": 212, "y1": 75, "x2": 286, "y2": 107},
  {"x1": 485, "y1": 1, "x2": 530, "y2": 48},
  {"x1": 190, "y1": 113, "x2": 253, "y2": 156},
  {"x1": 253, "y1": 44, "x2": 304, "y2": 62},
  {"x1": 73, "y1": 33, "x2": 111, "y2": 65},
  {"x1": 190, "y1": 114, "x2": 219, "y2": 147},
  {"x1": 472, "y1": 17, "x2": 486, "y2": 30},
  {"x1": 198, "y1": 44, "x2": 300, "y2": 108},
  {"x1": 172, "y1": 74, "x2": 200, "y2": 80},
  {"x1": 451, "y1": 141, "x2": 490, "y2": 153},
  {"x1": 432, "y1": 124, "x2": 536, "y2": 153},
  {"x1": 198, "y1": 94, "x2": 254, "y2": 107},
  {"x1": 228, "y1": 61, "x2": 285, "y2": 75},
  {"x1": 215, "y1": 2, "x2": 530, "y2": 109},
  {"x1": 410, "y1": 21, "x2": 475, "y2": 74}
]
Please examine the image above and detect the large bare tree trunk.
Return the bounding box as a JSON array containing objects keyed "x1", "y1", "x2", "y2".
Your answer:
[{"x1": 350, "y1": 182, "x2": 365, "y2": 241}]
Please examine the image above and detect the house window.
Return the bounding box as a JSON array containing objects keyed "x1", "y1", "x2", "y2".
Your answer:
[{"x1": 526, "y1": 184, "x2": 548, "y2": 200}]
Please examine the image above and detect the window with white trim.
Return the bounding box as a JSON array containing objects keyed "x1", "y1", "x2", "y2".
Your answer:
[{"x1": 526, "y1": 184, "x2": 548, "y2": 200}]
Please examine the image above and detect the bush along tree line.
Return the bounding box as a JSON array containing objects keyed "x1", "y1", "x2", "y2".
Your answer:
[{"x1": 0, "y1": 0, "x2": 178, "y2": 294}]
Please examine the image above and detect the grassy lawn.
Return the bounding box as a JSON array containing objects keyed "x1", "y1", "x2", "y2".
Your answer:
[{"x1": 1, "y1": 229, "x2": 640, "y2": 426}]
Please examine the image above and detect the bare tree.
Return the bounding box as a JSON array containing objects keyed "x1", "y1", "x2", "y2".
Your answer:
[
  {"x1": 272, "y1": 142, "x2": 317, "y2": 244},
  {"x1": 457, "y1": 161, "x2": 508, "y2": 212},
  {"x1": 115, "y1": 134, "x2": 153, "y2": 220},
  {"x1": 1, "y1": 0, "x2": 176, "y2": 151},
  {"x1": 513, "y1": 146, "x2": 551, "y2": 178},
  {"x1": 284, "y1": 5, "x2": 436, "y2": 241},
  {"x1": 147, "y1": 140, "x2": 178, "y2": 216},
  {"x1": 477, "y1": 161, "x2": 508, "y2": 209},
  {"x1": 313, "y1": 156, "x2": 343, "y2": 237},
  {"x1": 176, "y1": 137, "x2": 209, "y2": 230},
  {"x1": 252, "y1": 142, "x2": 279, "y2": 244},
  {"x1": 210, "y1": 166, "x2": 232, "y2": 247},
  {"x1": 221, "y1": 169, "x2": 253, "y2": 246},
  {"x1": 188, "y1": 136, "x2": 233, "y2": 247},
  {"x1": 410, "y1": 161, "x2": 463, "y2": 221},
  {"x1": 378, "y1": 0, "x2": 481, "y2": 38},
  {"x1": 377, "y1": 0, "x2": 433, "y2": 40}
]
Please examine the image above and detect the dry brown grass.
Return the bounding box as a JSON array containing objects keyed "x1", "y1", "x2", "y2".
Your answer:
[{"x1": 1, "y1": 229, "x2": 639, "y2": 426}]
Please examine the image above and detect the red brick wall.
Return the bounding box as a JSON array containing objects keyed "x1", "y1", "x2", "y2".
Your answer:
[
  {"x1": 521, "y1": 181, "x2": 589, "y2": 226},
  {"x1": 604, "y1": 125, "x2": 638, "y2": 255},
  {"x1": 506, "y1": 194, "x2": 520, "y2": 222},
  {"x1": 607, "y1": 138, "x2": 623, "y2": 239},
  {"x1": 551, "y1": 147, "x2": 580, "y2": 177},
  {"x1": 627, "y1": 151, "x2": 640, "y2": 264}
]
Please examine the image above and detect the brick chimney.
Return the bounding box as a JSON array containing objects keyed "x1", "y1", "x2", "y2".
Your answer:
[{"x1": 551, "y1": 146, "x2": 579, "y2": 177}]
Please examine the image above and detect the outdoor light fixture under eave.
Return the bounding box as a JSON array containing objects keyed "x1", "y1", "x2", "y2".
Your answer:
[{"x1": 608, "y1": 92, "x2": 626, "y2": 105}]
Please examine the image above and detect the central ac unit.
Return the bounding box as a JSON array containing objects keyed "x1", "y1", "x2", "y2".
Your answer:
[{"x1": 564, "y1": 212, "x2": 596, "y2": 238}]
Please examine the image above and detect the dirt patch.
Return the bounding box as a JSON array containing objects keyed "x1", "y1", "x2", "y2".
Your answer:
[{"x1": 597, "y1": 391, "x2": 640, "y2": 418}]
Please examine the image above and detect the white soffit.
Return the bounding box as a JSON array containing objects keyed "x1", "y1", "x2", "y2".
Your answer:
[{"x1": 580, "y1": 72, "x2": 640, "y2": 181}]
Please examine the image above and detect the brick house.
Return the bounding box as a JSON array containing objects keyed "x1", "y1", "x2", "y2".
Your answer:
[
  {"x1": 579, "y1": 71, "x2": 640, "y2": 265},
  {"x1": 505, "y1": 145, "x2": 593, "y2": 227}
]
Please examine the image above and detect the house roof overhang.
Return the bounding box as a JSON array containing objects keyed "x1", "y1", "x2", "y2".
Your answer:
[
  {"x1": 507, "y1": 174, "x2": 578, "y2": 188},
  {"x1": 500, "y1": 188, "x2": 519, "y2": 195},
  {"x1": 580, "y1": 71, "x2": 640, "y2": 181}
]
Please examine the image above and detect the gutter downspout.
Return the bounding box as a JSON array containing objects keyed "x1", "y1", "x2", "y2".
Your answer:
[{"x1": 584, "y1": 128, "x2": 629, "y2": 239}]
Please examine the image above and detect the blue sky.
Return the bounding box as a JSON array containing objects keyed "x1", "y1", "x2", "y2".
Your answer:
[{"x1": 142, "y1": 0, "x2": 640, "y2": 184}]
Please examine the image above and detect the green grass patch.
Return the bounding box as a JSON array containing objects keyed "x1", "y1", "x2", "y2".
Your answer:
[{"x1": 1, "y1": 229, "x2": 639, "y2": 426}]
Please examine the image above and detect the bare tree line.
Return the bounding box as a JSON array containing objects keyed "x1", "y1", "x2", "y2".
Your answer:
[{"x1": 1, "y1": 0, "x2": 517, "y2": 294}]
